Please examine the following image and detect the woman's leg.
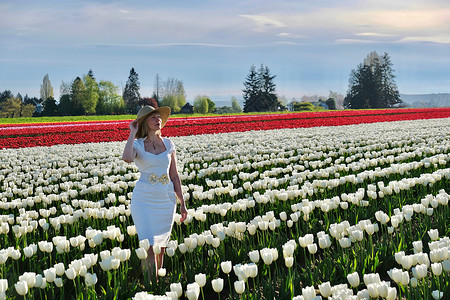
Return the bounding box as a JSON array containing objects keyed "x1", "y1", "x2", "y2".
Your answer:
[
  {"x1": 143, "y1": 247, "x2": 156, "y2": 281},
  {"x1": 155, "y1": 247, "x2": 166, "y2": 272}
]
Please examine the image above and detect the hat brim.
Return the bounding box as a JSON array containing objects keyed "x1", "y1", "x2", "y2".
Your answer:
[{"x1": 135, "y1": 106, "x2": 171, "y2": 138}]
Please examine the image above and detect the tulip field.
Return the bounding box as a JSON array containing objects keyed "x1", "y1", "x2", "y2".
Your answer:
[{"x1": 0, "y1": 109, "x2": 449, "y2": 299}]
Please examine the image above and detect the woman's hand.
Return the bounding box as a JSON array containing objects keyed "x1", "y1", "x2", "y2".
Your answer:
[
  {"x1": 179, "y1": 203, "x2": 188, "y2": 223},
  {"x1": 129, "y1": 120, "x2": 139, "y2": 136}
]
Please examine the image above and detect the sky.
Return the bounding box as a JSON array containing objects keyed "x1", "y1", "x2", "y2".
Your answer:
[{"x1": 1, "y1": 0, "x2": 449, "y2": 105}]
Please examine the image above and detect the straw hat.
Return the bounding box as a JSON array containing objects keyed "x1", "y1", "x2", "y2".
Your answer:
[{"x1": 135, "y1": 105, "x2": 171, "y2": 138}]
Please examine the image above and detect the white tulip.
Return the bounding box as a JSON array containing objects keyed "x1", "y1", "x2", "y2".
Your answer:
[
  {"x1": 302, "y1": 285, "x2": 316, "y2": 300},
  {"x1": 386, "y1": 287, "x2": 397, "y2": 300},
  {"x1": 387, "y1": 268, "x2": 402, "y2": 283},
  {"x1": 442, "y1": 260, "x2": 450, "y2": 272},
  {"x1": 135, "y1": 247, "x2": 148, "y2": 260},
  {"x1": 221, "y1": 261, "x2": 232, "y2": 274},
  {"x1": 432, "y1": 290, "x2": 443, "y2": 299},
  {"x1": 35, "y1": 274, "x2": 46, "y2": 289},
  {"x1": 85, "y1": 273, "x2": 97, "y2": 287},
  {"x1": 19, "y1": 272, "x2": 36, "y2": 288},
  {"x1": 127, "y1": 225, "x2": 137, "y2": 236},
  {"x1": 412, "y1": 264, "x2": 428, "y2": 279},
  {"x1": 194, "y1": 273, "x2": 206, "y2": 287},
  {"x1": 307, "y1": 243, "x2": 317, "y2": 254},
  {"x1": 428, "y1": 229, "x2": 439, "y2": 241},
  {"x1": 111, "y1": 258, "x2": 120, "y2": 270},
  {"x1": 211, "y1": 278, "x2": 224, "y2": 293},
  {"x1": 0, "y1": 279, "x2": 7, "y2": 293},
  {"x1": 54, "y1": 263, "x2": 65, "y2": 276},
  {"x1": 347, "y1": 271, "x2": 360, "y2": 288},
  {"x1": 65, "y1": 267, "x2": 77, "y2": 280},
  {"x1": 318, "y1": 281, "x2": 332, "y2": 298},
  {"x1": 15, "y1": 280, "x2": 28, "y2": 296},
  {"x1": 54, "y1": 277, "x2": 63, "y2": 288},
  {"x1": 431, "y1": 263, "x2": 442, "y2": 276},
  {"x1": 401, "y1": 270, "x2": 410, "y2": 286},
  {"x1": 262, "y1": 252, "x2": 273, "y2": 265},
  {"x1": 139, "y1": 239, "x2": 150, "y2": 251},
  {"x1": 234, "y1": 280, "x2": 245, "y2": 294},
  {"x1": 170, "y1": 282, "x2": 183, "y2": 298},
  {"x1": 153, "y1": 244, "x2": 161, "y2": 255},
  {"x1": 413, "y1": 240, "x2": 423, "y2": 253},
  {"x1": 338, "y1": 237, "x2": 352, "y2": 248},
  {"x1": 44, "y1": 268, "x2": 56, "y2": 283},
  {"x1": 157, "y1": 268, "x2": 166, "y2": 277},
  {"x1": 285, "y1": 257, "x2": 294, "y2": 268},
  {"x1": 249, "y1": 250, "x2": 259, "y2": 263}
]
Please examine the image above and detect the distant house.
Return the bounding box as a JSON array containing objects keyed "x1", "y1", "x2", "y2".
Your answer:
[{"x1": 180, "y1": 103, "x2": 193, "y2": 114}]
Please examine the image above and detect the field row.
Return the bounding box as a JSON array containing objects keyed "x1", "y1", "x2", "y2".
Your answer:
[{"x1": 1, "y1": 108, "x2": 449, "y2": 149}]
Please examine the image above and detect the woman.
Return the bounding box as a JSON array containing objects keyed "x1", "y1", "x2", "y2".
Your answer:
[{"x1": 122, "y1": 105, "x2": 188, "y2": 281}]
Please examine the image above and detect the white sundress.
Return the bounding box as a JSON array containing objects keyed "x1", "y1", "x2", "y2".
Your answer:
[{"x1": 130, "y1": 137, "x2": 177, "y2": 247}]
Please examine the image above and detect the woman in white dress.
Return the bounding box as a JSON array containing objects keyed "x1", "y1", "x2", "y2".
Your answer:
[{"x1": 122, "y1": 105, "x2": 188, "y2": 280}]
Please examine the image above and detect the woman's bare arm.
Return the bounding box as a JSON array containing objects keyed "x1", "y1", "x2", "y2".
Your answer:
[
  {"x1": 169, "y1": 151, "x2": 188, "y2": 222},
  {"x1": 122, "y1": 120, "x2": 138, "y2": 163}
]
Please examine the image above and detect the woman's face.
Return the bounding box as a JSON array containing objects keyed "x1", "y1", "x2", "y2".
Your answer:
[{"x1": 145, "y1": 112, "x2": 162, "y2": 131}]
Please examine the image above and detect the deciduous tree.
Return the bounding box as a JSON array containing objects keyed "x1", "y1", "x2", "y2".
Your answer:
[
  {"x1": 160, "y1": 77, "x2": 186, "y2": 113},
  {"x1": 71, "y1": 77, "x2": 86, "y2": 115},
  {"x1": 82, "y1": 74, "x2": 99, "y2": 114},
  {"x1": 231, "y1": 96, "x2": 242, "y2": 113},
  {"x1": 193, "y1": 95, "x2": 209, "y2": 114},
  {"x1": 40, "y1": 74, "x2": 54, "y2": 101},
  {"x1": 97, "y1": 81, "x2": 125, "y2": 114}
]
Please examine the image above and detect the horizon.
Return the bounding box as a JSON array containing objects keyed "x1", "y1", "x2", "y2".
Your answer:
[{"x1": 1, "y1": 0, "x2": 449, "y2": 104}]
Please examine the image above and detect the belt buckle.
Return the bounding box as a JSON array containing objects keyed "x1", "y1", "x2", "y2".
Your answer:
[{"x1": 147, "y1": 173, "x2": 169, "y2": 185}]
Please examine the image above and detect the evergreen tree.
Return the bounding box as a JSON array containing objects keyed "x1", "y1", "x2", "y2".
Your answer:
[
  {"x1": 123, "y1": 68, "x2": 141, "y2": 114},
  {"x1": 58, "y1": 94, "x2": 73, "y2": 116},
  {"x1": 0, "y1": 90, "x2": 13, "y2": 105},
  {"x1": 242, "y1": 65, "x2": 259, "y2": 113},
  {"x1": 326, "y1": 98, "x2": 337, "y2": 110},
  {"x1": 87, "y1": 69, "x2": 95, "y2": 80},
  {"x1": 345, "y1": 52, "x2": 401, "y2": 109},
  {"x1": 42, "y1": 97, "x2": 58, "y2": 116},
  {"x1": 243, "y1": 64, "x2": 278, "y2": 112},
  {"x1": 258, "y1": 65, "x2": 278, "y2": 111}
]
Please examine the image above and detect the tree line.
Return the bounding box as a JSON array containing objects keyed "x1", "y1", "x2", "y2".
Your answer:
[{"x1": 0, "y1": 51, "x2": 402, "y2": 118}]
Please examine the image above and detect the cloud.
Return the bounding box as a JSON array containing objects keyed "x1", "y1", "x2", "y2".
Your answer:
[
  {"x1": 277, "y1": 32, "x2": 305, "y2": 39},
  {"x1": 239, "y1": 14, "x2": 286, "y2": 31},
  {"x1": 79, "y1": 42, "x2": 244, "y2": 48},
  {"x1": 335, "y1": 39, "x2": 376, "y2": 44},
  {"x1": 2, "y1": 1, "x2": 449, "y2": 49},
  {"x1": 398, "y1": 36, "x2": 450, "y2": 44},
  {"x1": 355, "y1": 33, "x2": 397, "y2": 37}
]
